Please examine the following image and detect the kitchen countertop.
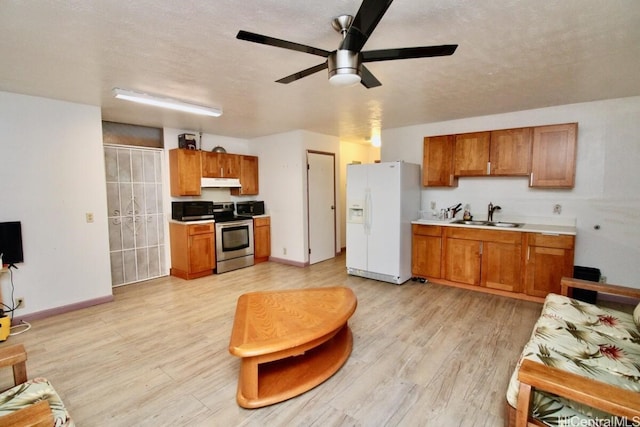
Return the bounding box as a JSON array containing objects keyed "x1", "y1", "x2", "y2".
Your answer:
[
  {"x1": 168, "y1": 219, "x2": 215, "y2": 225},
  {"x1": 411, "y1": 218, "x2": 577, "y2": 235}
]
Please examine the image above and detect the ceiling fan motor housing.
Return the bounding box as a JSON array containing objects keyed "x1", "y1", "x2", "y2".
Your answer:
[{"x1": 328, "y1": 50, "x2": 362, "y2": 85}]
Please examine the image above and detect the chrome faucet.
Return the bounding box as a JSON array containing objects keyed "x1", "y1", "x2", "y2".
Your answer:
[{"x1": 488, "y1": 202, "x2": 501, "y2": 222}]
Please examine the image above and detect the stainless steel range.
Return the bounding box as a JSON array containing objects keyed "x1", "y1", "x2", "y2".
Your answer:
[{"x1": 213, "y1": 203, "x2": 254, "y2": 273}]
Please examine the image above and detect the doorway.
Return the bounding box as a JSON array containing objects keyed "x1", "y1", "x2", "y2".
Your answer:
[
  {"x1": 104, "y1": 145, "x2": 167, "y2": 286},
  {"x1": 307, "y1": 151, "x2": 337, "y2": 264}
]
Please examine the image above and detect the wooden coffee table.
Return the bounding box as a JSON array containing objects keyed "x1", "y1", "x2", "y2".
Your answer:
[{"x1": 229, "y1": 286, "x2": 357, "y2": 408}]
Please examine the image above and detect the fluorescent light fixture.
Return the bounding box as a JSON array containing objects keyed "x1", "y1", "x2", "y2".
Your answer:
[{"x1": 112, "y1": 88, "x2": 222, "y2": 117}]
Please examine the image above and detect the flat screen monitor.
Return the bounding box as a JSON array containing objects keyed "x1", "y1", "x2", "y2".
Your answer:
[{"x1": 0, "y1": 221, "x2": 24, "y2": 267}]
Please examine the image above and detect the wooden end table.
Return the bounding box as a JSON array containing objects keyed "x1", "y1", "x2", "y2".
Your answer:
[{"x1": 229, "y1": 286, "x2": 357, "y2": 408}]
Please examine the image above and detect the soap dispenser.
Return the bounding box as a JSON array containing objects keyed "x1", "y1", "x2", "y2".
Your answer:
[{"x1": 463, "y1": 204, "x2": 472, "y2": 221}]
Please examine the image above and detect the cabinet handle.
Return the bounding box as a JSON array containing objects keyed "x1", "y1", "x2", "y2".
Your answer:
[
  {"x1": 530, "y1": 173, "x2": 533, "y2": 185},
  {"x1": 487, "y1": 162, "x2": 491, "y2": 175},
  {"x1": 527, "y1": 247, "x2": 530, "y2": 260},
  {"x1": 479, "y1": 242, "x2": 483, "y2": 255},
  {"x1": 220, "y1": 167, "x2": 224, "y2": 177}
]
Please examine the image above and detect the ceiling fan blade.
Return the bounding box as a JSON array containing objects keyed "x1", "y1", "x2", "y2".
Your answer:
[
  {"x1": 276, "y1": 62, "x2": 328, "y2": 84},
  {"x1": 237, "y1": 30, "x2": 331, "y2": 57},
  {"x1": 362, "y1": 45, "x2": 458, "y2": 62},
  {"x1": 341, "y1": 0, "x2": 394, "y2": 52},
  {"x1": 360, "y1": 65, "x2": 382, "y2": 88}
]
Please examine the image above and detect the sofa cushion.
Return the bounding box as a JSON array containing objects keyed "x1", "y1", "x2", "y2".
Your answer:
[
  {"x1": 507, "y1": 293, "x2": 640, "y2": 426},
  {"x1": 0, "y1": 377, "x2": 74, "y2": 426}
]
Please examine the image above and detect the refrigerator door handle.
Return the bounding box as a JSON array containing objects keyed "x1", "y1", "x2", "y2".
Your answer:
[{"x1": 364, "y1": 188, "x2": 372, "y2": 235}]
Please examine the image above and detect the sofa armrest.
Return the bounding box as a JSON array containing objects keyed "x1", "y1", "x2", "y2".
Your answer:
[
  {"x1": 516, "y1": 359, "x2": 640, "y2": 426},
  {"x1": 0, "y1": 344, "x2": 28, "y2": 386},
  {"x1": 560, "y1": 277, "x2": 640, "y2": 300},
  {"x1": 0, "y1": 400, "x2": 53, "y2": 427}
]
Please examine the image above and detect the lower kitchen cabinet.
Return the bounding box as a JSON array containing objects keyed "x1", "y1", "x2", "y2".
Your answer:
[
  {"x1": 443, "y1": 227, "x2": 523, "y2": 292},
  {"x1": 253, "y1": 216, "x2": 271, "y2": 263},
  {"x1": 411, "y1": 224, "x2": 442, "y2": 278},
  {"x1": 524, "y1": 233, "x2": 575, "y2": 297},
  {"x1": 169, "y1": 222, "x2": 215, "y2": 280},
  {"x1": 444, "y1": 237, "x2": 481, "y2": 285},
  {"x1": 412, "y1": 223, "x2": 575, "y2": 300},
  {"x1": 482, "y1": 241, "x2": 523, "y2": 292}
]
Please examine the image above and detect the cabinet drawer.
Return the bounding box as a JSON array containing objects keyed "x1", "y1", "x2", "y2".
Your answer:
[
  {"x1": 412, "y1": 224, "x2": 442, "y2": 237},
  {"x1": 527, "y1": 233, "x2": 574, "y2": 249},
  {"x1": 254, "y1": 216, "x2": 270, "y2": 227},
  {"x1": 445, "y1": 227, "x2": 522, "y2": 244},
  {"x1": 188, "y1": 223, "x2": 215, "y2": 235}
]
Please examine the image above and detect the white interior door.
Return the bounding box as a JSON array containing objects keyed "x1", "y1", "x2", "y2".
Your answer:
[
  {"x1": 104, "y1": 145, "x2": 167, "y2": 286},
  {"x1": 307, "y1": 151, "x2": 336, "y2": 264}
]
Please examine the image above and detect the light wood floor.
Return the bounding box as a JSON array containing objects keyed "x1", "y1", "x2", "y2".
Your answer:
[{"x1": 1, "y1": 254, "x2": 542, "y2": 426}]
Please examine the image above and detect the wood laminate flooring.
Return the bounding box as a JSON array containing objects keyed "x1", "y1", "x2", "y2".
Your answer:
[{"x1": 0, "y1": 254, "x2": 542, "y2": 426}]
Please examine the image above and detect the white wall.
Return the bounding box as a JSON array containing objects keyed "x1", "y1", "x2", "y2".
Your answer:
[
  {"x1": 381, "y1": 96, "x2": 640, "y2": 286},
  {"x1": 0, "y1": 91, "x2": 113, "y2": 316},
  {"x1": 251, "y1": 130, "x2": 339, "y2": 264}
]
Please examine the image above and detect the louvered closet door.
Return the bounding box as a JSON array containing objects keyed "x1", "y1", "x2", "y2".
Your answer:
[{"x1": 104, "y1": 145, "x2": 167, "y2": 286}]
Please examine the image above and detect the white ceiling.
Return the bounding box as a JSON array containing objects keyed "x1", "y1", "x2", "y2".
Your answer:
[{"x1": 1, "y1": 0, "x2": 639, "y2": 143}]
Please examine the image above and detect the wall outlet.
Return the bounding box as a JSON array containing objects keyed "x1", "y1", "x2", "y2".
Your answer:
[
  {"x1": 600, "y1": 275, "x2": 607, "y2": 284},
  {"x1": 15, "y1": 297, "x2": 24, "y2": 309},
  {"x1": 553, "y1": 204, "x2": 562, "y2": 214},
  {"x1": 86, "y1": 212, "x2": 94, "y2": 223},
  {"x1": 283, "y1": 247, "x2": 287, "y2": 255},
  {"x1": 430, "y1": 201, "x2": 436, "y2": 210}
]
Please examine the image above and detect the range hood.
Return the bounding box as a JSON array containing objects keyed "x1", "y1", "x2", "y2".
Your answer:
[{"x1": 201, "y1": 177, "x2": 241, "y2": 188}]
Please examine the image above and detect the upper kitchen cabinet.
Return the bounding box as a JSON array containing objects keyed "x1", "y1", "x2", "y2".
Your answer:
[
  {"x1": 530, "y1": 123, "x2": 577, "y2": 188},
  {"x1": 169, "y1": 149, "x2": 201, "y2": 196},
  {"x1": 454, "y1": 128, "x2": 532, "y2": 176},
  {"x1": 201, "y1": 152, "x2": 240, "y2": 178},
  {"x1": 423, "y1": 135, "x2": 458, "y2": 187},
  {"x1": 231, "y1": 155, "x2": 259, "y2": 196},
  {"x1": 454, "y1": 132, "x2": 490, "y2": 176},
  {"x1": 489, "y1": 127, "x2": 532, "y2": 176}
]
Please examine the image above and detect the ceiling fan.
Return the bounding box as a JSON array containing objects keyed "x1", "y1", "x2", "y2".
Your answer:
[{"x1": 236, "y1": 0, "x2": 458, "y2": 88}]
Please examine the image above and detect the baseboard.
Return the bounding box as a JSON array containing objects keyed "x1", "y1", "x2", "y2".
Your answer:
[
  {"x1": 268, "y1": 257, "x2": 309, "y2": 268},
  {"x1": 12, "y1": 295, "x2": 114, "y2": 325}
]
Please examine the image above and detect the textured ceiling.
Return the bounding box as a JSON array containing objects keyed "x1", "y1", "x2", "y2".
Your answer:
[{"x1": 1, "y1": 0, "x2": 639, "y2": 144}]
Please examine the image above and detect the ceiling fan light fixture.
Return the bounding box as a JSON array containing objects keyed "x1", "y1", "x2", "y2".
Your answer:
[
  {"x1": 329, "y1": 73, "x2": 361, "y2": 86},
  {"x1": 328, "y1": 50, "x2": 362, "y2": 87},
  {"x1": 112, "y1": 88, "x2": 222, "y2": 117}
]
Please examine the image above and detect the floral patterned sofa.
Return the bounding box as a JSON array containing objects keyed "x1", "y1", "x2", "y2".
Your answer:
[
  {"x1": 506, "y1": 277, "x2": 640, "y2": 427},
  {"x1": 0, "y1": 343, "x2": 73, "y2": 426}
]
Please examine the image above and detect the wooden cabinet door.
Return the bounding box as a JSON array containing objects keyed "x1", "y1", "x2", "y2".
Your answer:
[
  {"x1": 454, "y1": 132, "x2": 490, "y2": 176},
  {"x1": 253, "y1": 217, "x2": 271, "y2": 263},
  {"x1": 489, "y1": 128, "x2": 532, "y2": 176},
  {"x1": 220, "y1": 153, "x2": 240, "y2": 178},
  {"x1": 188, "y1": 232, "x2": 215, "y2": 274},
  {"x1": 530, "y1": 123, "x2": 577, "y2": 188},
  {"x1": 201, "y1": 152, "x2": 240, "y2": 178},
  {"x1": 423, "y1": 135, "x2": 457, "y2": 187},
  {"x1": 201, "y1": 152, "x2": 221, "y2": 177},
  {"x1": 482, "y1": 241, "x2": 522, "y2": 292},
  {"x1": 231, "y1": 155, "x2": 259, "y2": 196},
  {"x1": 445, "y1": 238, "x2": 481, "y2": 285},
  {"x1": 169, "y1": 149, "x2": 201, "y2": 196},
  {"x1": 524, "y1": 233, "x2": 575, "y2": 297},
  {"x1": 412, "y1": 234, "x2": 442, "y2": 278}
]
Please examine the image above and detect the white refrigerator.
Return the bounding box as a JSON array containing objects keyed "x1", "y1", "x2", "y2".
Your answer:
[{"x1": 346, "y1": 161, "x2": 421, "y2": 284}]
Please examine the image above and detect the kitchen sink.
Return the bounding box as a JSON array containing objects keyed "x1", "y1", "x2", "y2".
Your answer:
[{"x1": 450, "y1": 220, "x2": 523, "y2": 228}]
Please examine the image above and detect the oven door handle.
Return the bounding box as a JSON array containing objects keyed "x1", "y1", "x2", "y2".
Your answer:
[{"x1": 216, "y1": 220, "x2": 252, "y2": 228}]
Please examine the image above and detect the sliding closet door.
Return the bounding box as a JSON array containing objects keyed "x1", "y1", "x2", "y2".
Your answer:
[{"x1": 104, "y1": 145, "x2": 167, "y2": 286}]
